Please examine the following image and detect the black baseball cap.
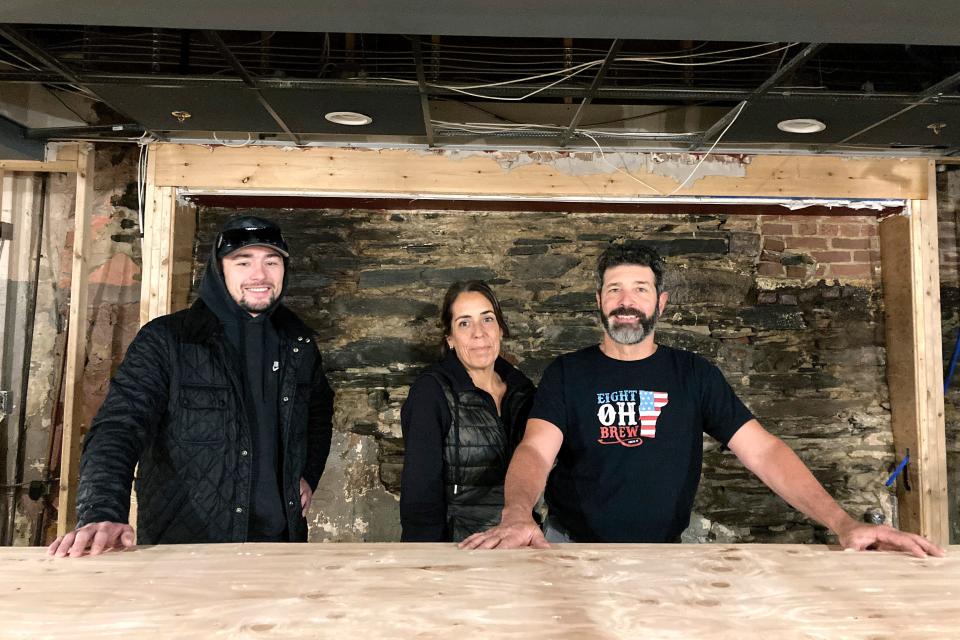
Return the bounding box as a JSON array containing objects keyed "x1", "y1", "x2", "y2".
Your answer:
[{"x1": 215, "y1": 216, "x2": 290, "y2": 259}]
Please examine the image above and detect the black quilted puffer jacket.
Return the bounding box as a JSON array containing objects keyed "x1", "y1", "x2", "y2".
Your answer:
[{"x1": 75, "y1": 299, "x2": 334, "y2": 544}]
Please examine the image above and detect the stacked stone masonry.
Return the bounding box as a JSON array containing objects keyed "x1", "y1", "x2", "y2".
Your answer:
[
  {"x1": 194, "y1": 206, "x2": 894, "y2": 544},
  {"x1": 939, "y1": 166, "x2": 960, "y2": 543}
]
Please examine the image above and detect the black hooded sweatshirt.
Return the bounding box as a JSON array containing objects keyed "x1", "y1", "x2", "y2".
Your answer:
[{"x1": 198, "y1": 249, "x2": 288, "y2": 541}]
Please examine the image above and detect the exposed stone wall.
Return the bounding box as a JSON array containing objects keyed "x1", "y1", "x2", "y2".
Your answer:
[
  {"x1": 195, "y1": 206, "x2": 894, "y2": 544},
  {"x1": 938, "y1": 166, "x2": 960, "y2": 544}
]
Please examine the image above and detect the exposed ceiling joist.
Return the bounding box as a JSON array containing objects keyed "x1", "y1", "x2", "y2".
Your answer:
[
  {"x1": 411, "y1": 37, "x2": 435, "y2": 147},
  {"x1": 839, "y1": 68, "x2": 960, "y2": 144},
  {"x1": 204, "y1": 30, "x2": 301, "y2": 144},
  {"x1": 690, "y1": 43, "x2": 824, "y2": 150},
  {"x1": 558, "y1": 39, "x2": 622, "y2": 148}
]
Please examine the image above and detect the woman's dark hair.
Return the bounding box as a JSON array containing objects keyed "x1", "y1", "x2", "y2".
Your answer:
[{"x1": 439, "y1": 280, "x2": 510, "y2": 357}]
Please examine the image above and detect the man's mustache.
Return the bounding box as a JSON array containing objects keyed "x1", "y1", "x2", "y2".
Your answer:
[{"x1": 608, "y1": 306, "x2": 646, "y2": 319}]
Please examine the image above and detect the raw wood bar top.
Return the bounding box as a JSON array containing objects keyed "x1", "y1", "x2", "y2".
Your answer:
[{"x1": 1, "y1": 543, "x2": 957, "y2": 639}]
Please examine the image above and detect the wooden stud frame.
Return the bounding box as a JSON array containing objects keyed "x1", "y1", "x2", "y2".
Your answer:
[
  {"x1": 1, "y1": 141, "x2": 939, "y2": 541},
  {"x1": 57, "y1": 143, "x2": 95, "y2": 536},
  {"x1": 879, "y1": 160, "x2": 949, "y2": 544}
]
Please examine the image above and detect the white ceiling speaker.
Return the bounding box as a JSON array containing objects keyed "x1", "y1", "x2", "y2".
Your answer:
[
  {"x1": 776, "y1": 118, "x2": 827, "y2": 134},
  {"x1": 324, "y1": 111, "x2": 374, "y2": 126}
]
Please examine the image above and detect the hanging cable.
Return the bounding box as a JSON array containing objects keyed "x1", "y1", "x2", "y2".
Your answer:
[{"x1": 666, "y1": 101, "x2": 748, "y2": 196}]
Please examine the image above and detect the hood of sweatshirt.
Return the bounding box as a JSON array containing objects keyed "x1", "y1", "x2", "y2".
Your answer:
[{"x1": 198, "y1": 247, "x2": 289, "y2": 344}]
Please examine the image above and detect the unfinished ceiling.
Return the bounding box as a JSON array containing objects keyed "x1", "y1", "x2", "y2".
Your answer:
[{"x1": 2, "y1": 3, "x2": 960, "y2": 155}]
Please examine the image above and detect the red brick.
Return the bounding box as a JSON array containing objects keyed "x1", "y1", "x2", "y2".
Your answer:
[
  {"x1": 761, "y1": 223, "x2": 793, "y2": 235},
  {"x1": 796, "y1": 221, "x2": 819, "y2": 236},
  {"x1": 784, "y1": 236, "x2": 828, "y2": 250},
  {"x1": 859, "y1": 224, "x2": 878, "y2": 237},
  {"x1": 815, "y1": 265, "x2": 828, "y2": 277},
  {"x1": 812, "y1": 250, "x2": 852, "y2": 263},
  {"x1": 852, "y1": 250, "x2": 878, "y2": 262},
  {"x1": 829, "y1": 263, "x2": 874, "y2": 278},
  {"x1": 88, "y1": 253, "x2": 140, "y2": 287},
  {"x1": 763, "y1": 238, "x2": 786, "y2": 252},
  {"x1": 757, "y1": 261, "x2": 786, "y2": 277},
  {"x1": 838, "y1": 223, "x2": 862, "y2": 236},
  {"x1": 819, "y1": 222, "x2": 840, "y2": 236},
  {"x1": 786, "y1": 265, "x2": 809, "y2": 279},
  {"x1": 831, "y1": 237, "x2": 871, "y2": 250}
]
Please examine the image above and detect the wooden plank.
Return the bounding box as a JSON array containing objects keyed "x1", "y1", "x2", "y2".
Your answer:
[
  {"x1": 0, "y1": 171, "x2": 10, "y2": 531},
  {"x1": 879, "y1": 159, "x2": 949, "y2": 545},
  {"x1": 0, "y1": 160, "x2": 77, "y2": 173},
  {"x1": 57, "y1": 144, "x2": 94, "y2": 537},
  {"x1": 1, "y1": 543, "x2": 958, "y2": 638},
  {"x1": 170, "y1": 199, "x2": 196, "y2": 313},
  {"x1": 151, "y1": 144, "x2": 929, "y2": 200},
  {"x1": 138, "y1": 153, "x2": 182, "y2": 326},
  {"x1": 140, "y1": 158, "x2": 192, "y2": 323},
  {"x1": 49, "y1": 143, "x2": 79, "y2": 164}
]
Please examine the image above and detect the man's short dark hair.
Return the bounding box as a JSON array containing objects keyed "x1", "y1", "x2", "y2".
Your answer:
[{"x1": 596, "y1": 242, "x2": 665, "y2": 294}]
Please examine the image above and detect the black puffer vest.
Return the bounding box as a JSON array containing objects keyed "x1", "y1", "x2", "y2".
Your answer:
[{"x1": 426, "y1": 355, "x2": 535, "y2": 542}]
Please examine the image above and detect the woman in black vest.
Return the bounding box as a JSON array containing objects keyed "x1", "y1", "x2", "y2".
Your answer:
[{"x1": 400, "y1": 281, "x2": 536, "y2": 542}]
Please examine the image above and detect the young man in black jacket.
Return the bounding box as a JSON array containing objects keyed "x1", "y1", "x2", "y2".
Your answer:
[{"x1": 49, "y1": 216, "x2": 334, "y2": 557}]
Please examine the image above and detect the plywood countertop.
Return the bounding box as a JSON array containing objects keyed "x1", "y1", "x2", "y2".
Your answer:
[{"x1": 1, "y1": 543, "x2": 957, "y2": 639}]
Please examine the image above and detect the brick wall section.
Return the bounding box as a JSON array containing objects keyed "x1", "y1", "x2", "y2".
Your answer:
[{"x1": 757, "y1": 214, "x2": 881, "y2": 284}]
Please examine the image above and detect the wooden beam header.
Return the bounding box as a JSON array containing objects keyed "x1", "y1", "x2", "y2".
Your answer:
[
  {"x1": 152, "y1": 144, "x2": 928, "y2": 200},
  {"x1": 0, "y1": 160, "x2": 77, "y2": 173}
]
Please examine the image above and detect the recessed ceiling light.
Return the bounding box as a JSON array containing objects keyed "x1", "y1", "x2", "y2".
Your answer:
[
  {"x1": 777, "y1": 118, "x2": 826, "y2": 134},
  {"x1": 325, "y1": 111, "x2": 373, "y2": 126},
  {"x1": 170, "y1": 110, "x2": 192, "y2": 123}
]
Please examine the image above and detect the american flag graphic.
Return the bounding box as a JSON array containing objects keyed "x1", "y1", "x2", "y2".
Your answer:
[{"x1": 638, "y1": 390, "x2": 669, "y2": 437}]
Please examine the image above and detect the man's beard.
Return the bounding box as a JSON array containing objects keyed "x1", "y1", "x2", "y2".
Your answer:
[
  {"x1": 238, "y1": 290, "x2": 277, "y2": 313},
  {"x1": 601, "y1": 305, "x2": 659, "y2": 345}
]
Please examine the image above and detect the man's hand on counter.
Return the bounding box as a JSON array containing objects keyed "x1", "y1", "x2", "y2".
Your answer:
[
  {"x1": 47, "y1": 522, "x2": 135, "y2": 558},
  {"x1": 835, "y1": 520, "x2": 945, "y2": 558}
]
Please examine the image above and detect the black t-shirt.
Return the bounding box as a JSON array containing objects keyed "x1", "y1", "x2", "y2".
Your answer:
[{"x1": 531, "y1": 344, "x2": 753, "y2": 543}]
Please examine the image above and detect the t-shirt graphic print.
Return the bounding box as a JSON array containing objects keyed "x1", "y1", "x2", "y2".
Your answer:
[
  {"x1": 595, "y1": 389, "x2": 668, "y2": 446},
  {"x1": 529, "y1": 344, "x2": 753, "y2": 542}
]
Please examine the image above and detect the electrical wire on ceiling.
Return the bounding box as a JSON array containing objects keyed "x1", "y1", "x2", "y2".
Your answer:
[
  {"x1": 579, "y1": 130, "x2": 662, "y2": 195},
  {"x1": 136, "y1": 133, "x2": 152, "y2": 236},
  {"x1": 211, "y1": 132, "x2": 255, "y2": 147},
  {"x1": 430, "y1": 98, "x2": 747, "y2": 198},
  {"x1": 367, "y1": 42, "x2": 796, "y2": 101},
  {"x1": 430, "y1": 120, "x2": 702, "y2": 138},
  {"x1": 666, "y1": 100, "x2": 747, "y2": 196}
]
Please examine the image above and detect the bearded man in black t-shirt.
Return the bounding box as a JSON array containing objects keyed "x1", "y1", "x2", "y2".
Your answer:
[{"x1": 460, "y1": 242, "x2": 942, "y2": 557}]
